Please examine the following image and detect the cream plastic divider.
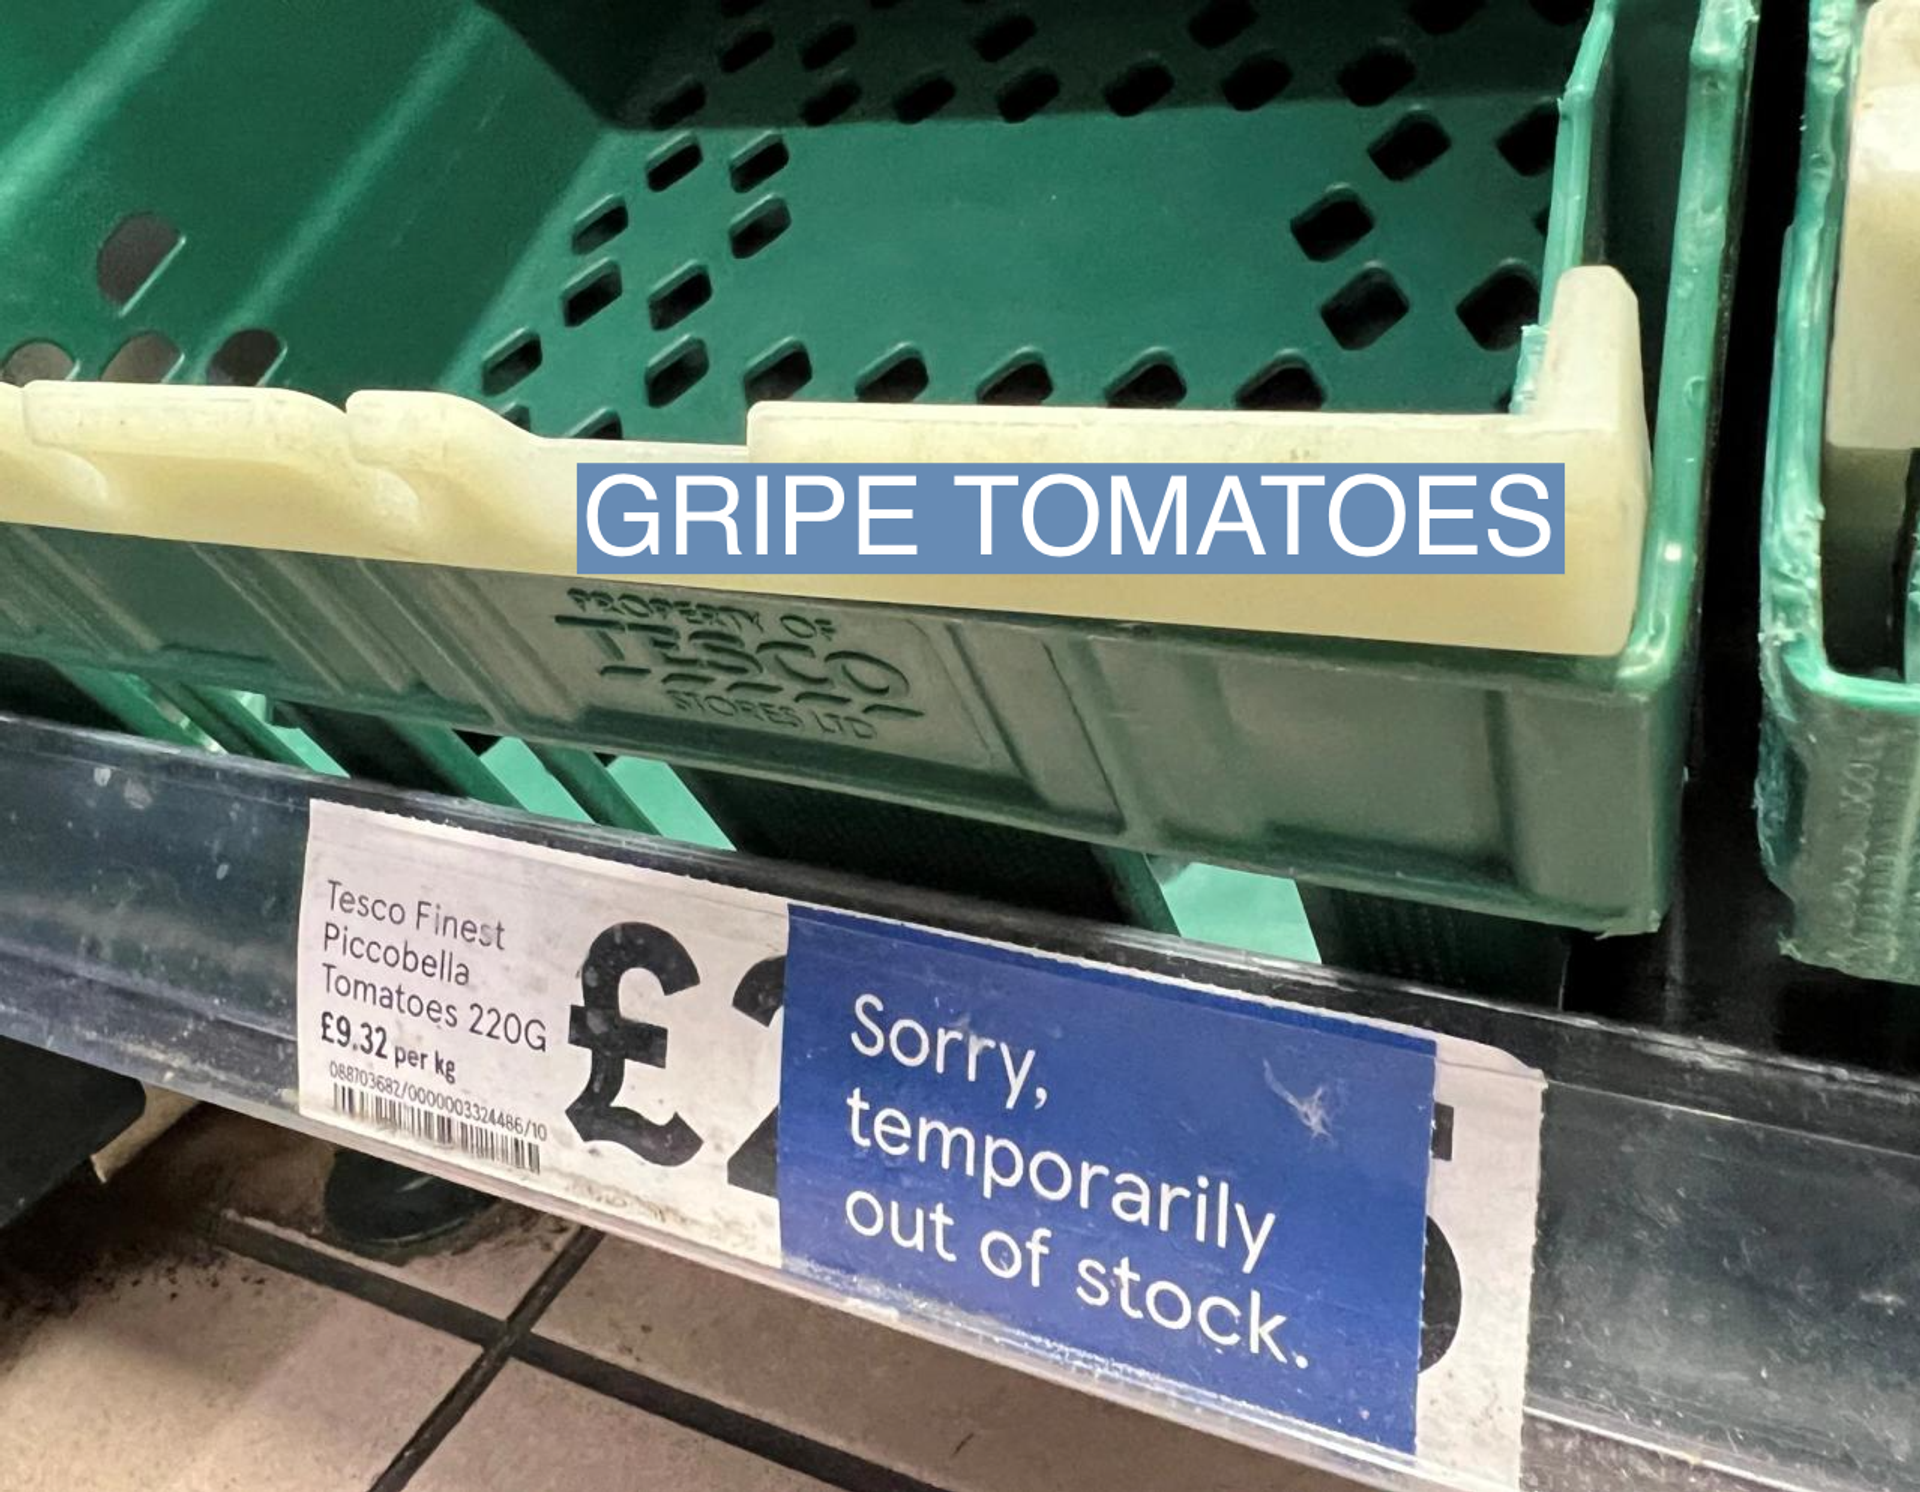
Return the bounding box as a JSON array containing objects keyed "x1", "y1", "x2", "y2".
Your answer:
[
  {"x1": 1827, "y1": 0, "x2": 1920, "y2": 454},
  {"x1": 1820, "y1": 0, "x2": 1920, "y2": 661},
  {"x1": 0, "y1": 265, "x2": 1648, "y2": 656}
]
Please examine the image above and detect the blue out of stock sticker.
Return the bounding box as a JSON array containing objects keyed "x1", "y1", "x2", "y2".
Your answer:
[
  {"x1": 302, "y1": 807, "x2": 1534, "y2": 1475},
  {"x1": 777, "y1": 909, "x2": 1436, "y2": 1452}
]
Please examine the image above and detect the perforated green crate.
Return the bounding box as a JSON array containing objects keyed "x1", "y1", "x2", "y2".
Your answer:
[{"x1": 0, "y1": 0, "x2": 1753, "y2": 940}]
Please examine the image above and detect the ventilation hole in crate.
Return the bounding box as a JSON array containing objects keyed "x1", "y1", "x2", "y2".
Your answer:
[
  {"x1": 1368, "y1": 111, "x2": 1449, "y2": 180},
  {"x1": 99, "y1": 331, "x2": 181, "y2": 382},
  {"x1": 1290, "y1": 190, "x2": 1374, "y2": 261},
  {"x1": 1320, "y1": 269, "x2": 1409, "y2": 349},
  {"x1": 1533, "y1": 206, "x2": 1550, "y2": 236},
  {"x1": 731, "y1": 135, "x2": 791, "y2": 191},
  {"x1": 1222, "y1": 53, "x2": 1290, "y2": 110},
  {"x1": 563, "y1": 265, "x2": 623, "y2": 327},
  {"x1": 1457, "y1": 265, "x2": 1537, "y2": 350},
  {"x1": 500, "y1": 403, "x2": 532, "y2": 429},
  {"x1": 650, "y1": 265, "x2": 714, "y2": 331},
  {"x1": 1105, "y1": 60, "x2": 1174, "y2": 116},
  {"x1": 207, "y1": 327, "x2": 283, "y2": 386},
  {"x1": 650, "y1": 80, "x2": 707, "y2": 129},
  {"x1": 974, "y1": 13, "x2": 1036, "y2": 62},
  {"x1": 997, "y1": 69, "x2": 1060, "y2": 122},
  {"x1": 1337, "y1": 43, "x2": 1414, "y2": 106},
  {"x1": 978, "y1": 353, "x2": 1053, "y2": 404},
  {"x1": 455, "y1": 728, "x2": 503, "y2": 756},
  {"x1": 1528, "y1": 0, "x2": 1589, "y2": 24},
  {"x1": 719, "y1": 25, "x2": 774, "y2": 72},
  {"x1": 1409, "y1": 0, "x2": 1483, "y2": 34},
  {"x1": 1106, "y1": 354, "x2": 1187, "y2": 409},
  {"x1": 801, "y1": 21, "x2": 857, "y2": 69},
  {"x1": 647, "y1": 338, "x2": 710, "y2": 406},
  {"x1": 895, "y1": 73, "x2": 957, "y2": 122},
  {"x1": 1236, "y1": 356, "x2": 1325, "y2": 411},
  {"x1": 1493, "y1": 383, "x2": 1514, "y2": 412},
  {"x1": 730, "y1": 197, "x2": 793, "y2": 257},
  {"x1": 745, "y1": 341, "x2": 814, "y2": 402},
  {"x1": 573, "y1": 409, "x2": 625, "y2": 439},
  {"x1": 1497, "y1": 102, "x2": 1557, "y2": 176},
  {"x1": 647, "y1": 136, "x2": 704, "y2": 191},
  {"x1": 97, "y1": 213, "x2": 182, "y2": 308},
  {"x1": 1189, "y1": 0, "x2": 1256, "y2": 49},
  {"x1": 856, "y1": 348, "x2": 929, "y2": 402},
  {"x1": 572, "y1": 199, "x2": 629, "y2": 253},
  {"x1": 802, "y1": 78, "x2": 861, "y2": 124},
  {"x1": 482, "y1": 332, "x2": 543, "y2": 395},
  {"x1": 1, "y1": 341, "x2": 75, "y2": 385}
]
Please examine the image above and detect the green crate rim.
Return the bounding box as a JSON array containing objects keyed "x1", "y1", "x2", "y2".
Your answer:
[{"x1": 1761, "y1": 0, "x2": 1907, "y2": 715}]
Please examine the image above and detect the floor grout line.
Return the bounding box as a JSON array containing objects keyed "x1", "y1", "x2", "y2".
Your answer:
[
  {"x1": 210, "y1": 1216, "x2": 503, "y2": 1347},
  {"x1": 211, "y1": 1213, "x2": 960, "y2": 1492},
  {"x1": 502, "y1": 1226, "x2": 604, "y2": 1337},
  {"x1": 366, "y1": 1228, "x2": 603, "y2": 1492},
  {"x1": 514, "y1": 1330, "x2": 960, "y2": 1492}
]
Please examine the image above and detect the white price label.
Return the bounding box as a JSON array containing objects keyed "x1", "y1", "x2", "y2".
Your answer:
[
  {"x1": 296, "y1": 801, "x2": 786, "y2": 1262},
  {"x1": 294, "y1": 801, "x2": 1542, "y2": 1483}
]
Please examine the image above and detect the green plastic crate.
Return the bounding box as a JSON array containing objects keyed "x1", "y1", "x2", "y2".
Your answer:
[
  {"x1": 1758, "y1": 0, "x2": 1920, "y2": 982},
  {"x1": 0, "y1": 0, "x2": 1752, "y2": 935}
]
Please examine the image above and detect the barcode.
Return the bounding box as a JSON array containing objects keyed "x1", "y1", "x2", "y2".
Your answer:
[{"x1": 332, "y1": 1083, "x2": 541, "y2": 1175}]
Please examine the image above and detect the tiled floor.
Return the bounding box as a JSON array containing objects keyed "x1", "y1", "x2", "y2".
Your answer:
[{"x1": 0, "y1": 1108, "x2": 1356, "y2": 1492}]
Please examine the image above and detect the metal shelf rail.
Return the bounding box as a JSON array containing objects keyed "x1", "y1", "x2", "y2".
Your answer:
[{"x1": 0, "y1": 710, "x2": 1914, "y2": 1492}]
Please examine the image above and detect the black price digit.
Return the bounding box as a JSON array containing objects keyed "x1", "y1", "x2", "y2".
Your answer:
[{"x1": 723, "y1": 957, "x2": 783, "y2": 1197}]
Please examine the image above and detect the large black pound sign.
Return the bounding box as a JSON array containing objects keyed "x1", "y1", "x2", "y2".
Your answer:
[{"x1": 566, "y1": 922, "x2": 704, "y2": 1165}]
